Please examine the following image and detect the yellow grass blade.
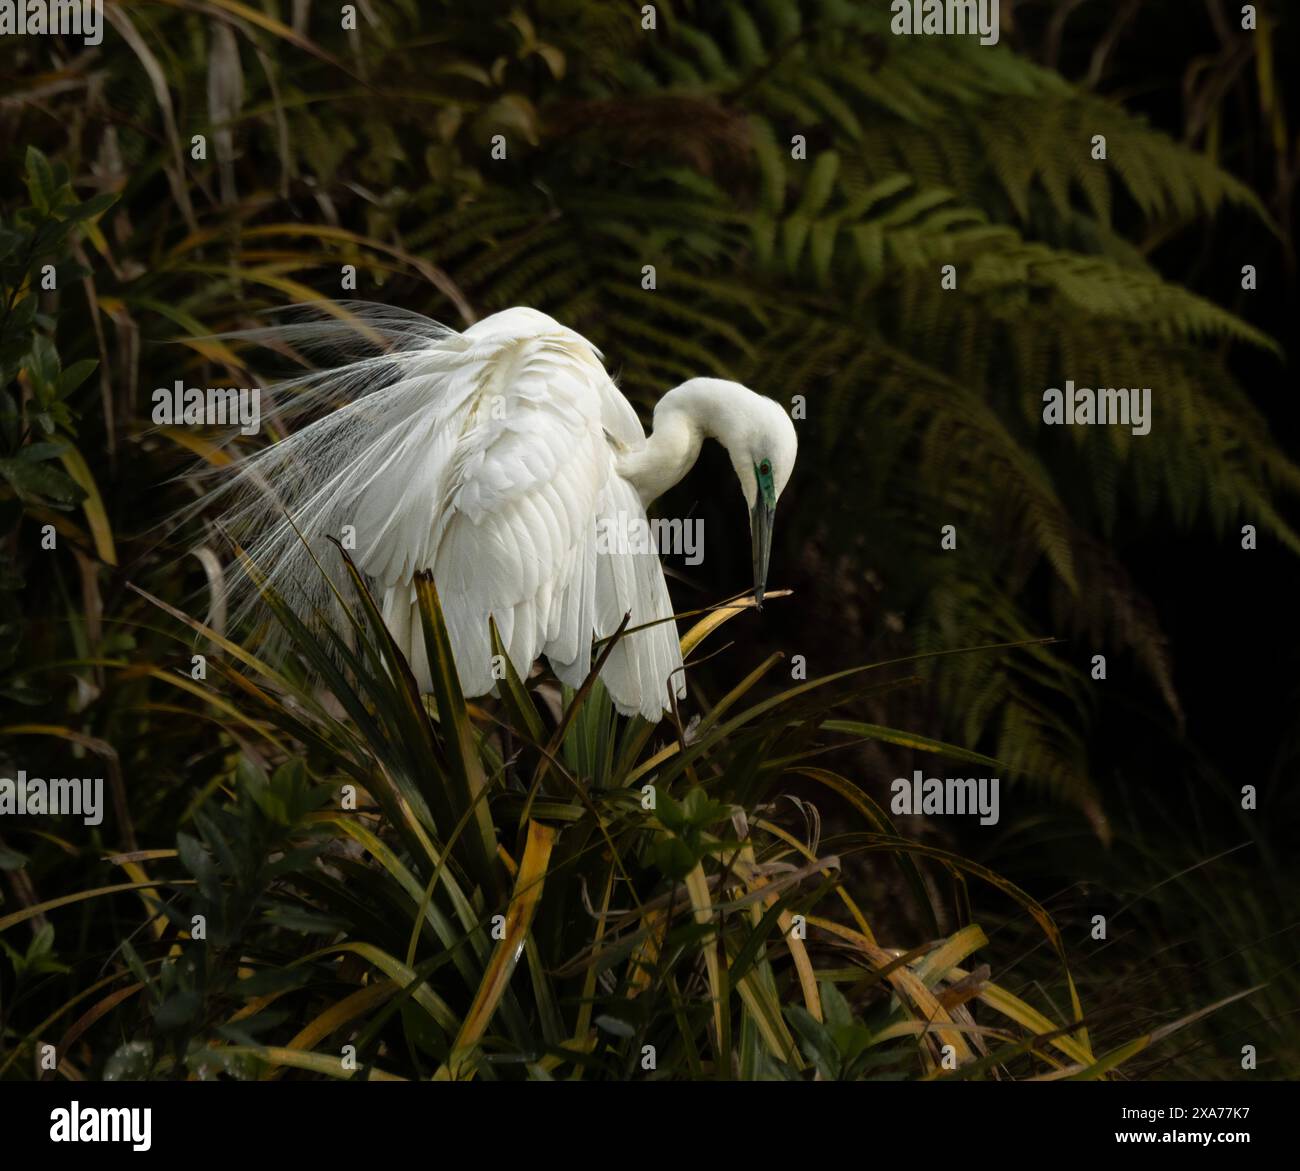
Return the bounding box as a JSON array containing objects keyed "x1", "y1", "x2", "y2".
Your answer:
[
  {"x1": 915, "y1": 924, "x2": 987, "y2": 987},
  {"x1": 440, "y1": 820, "x2": 556, "y2": 1080},
  {"x1": 58, "y1": 443, "x2": 116, "y2": 565},
  {"x1": 113, "y1": 859, "x2": 168, "y2": 942},
  {"x1": 684, "y1": 861, "x2": 727, "y2": 1062},
  {"x1": 806, "y1": 915, "x2": 974, "y2": 1067},
  {"x1": 303, "y1": 942, "x2": 459, "y2": 1034},
  {"x1": 679, "y1": 591, "x2": 791, "y2": 659},
  {"x1": 1060, "y1": 988, "x2": 1261, "y2": 1079},
  {"x1": 942, "y1": 963, "x2": 1095, "y2": 1067},
  {"x1": 0, "y1": 880, "x2": 194, "y2": 933},
  {"x1": 732, "y1": 959, "x2": 799, "y2": 1066},
  {"x1": 151, "y1": 428, "x2": 234, "y2": 466},
  {"x1": 262, "y1": 981, "x2": 399, "y2": 1080},
  {"x1": 733, "y1": 848, "x2": 822, "y2": 1023},
  {"x1": 625, "y1": 907, "x2": 666, "y2": 1001},
  {"x1": 218, "y1": 1046, "x2": 406, "y2": 1080},
  {"x1": 575, "y1": 870, "x2": 614, "y2": 1052}
]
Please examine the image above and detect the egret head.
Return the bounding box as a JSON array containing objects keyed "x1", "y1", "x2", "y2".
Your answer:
[
  {"x1": 668, "y1": 378, "x2": 797, "y2": 607},
  {"x1": 731, "y1": 392, "x2": 797, "y2": 607}
]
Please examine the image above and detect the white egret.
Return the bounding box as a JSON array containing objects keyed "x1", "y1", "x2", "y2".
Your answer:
[{"x1": 210, "y1": 304, "x2": 797, "y2": 721}]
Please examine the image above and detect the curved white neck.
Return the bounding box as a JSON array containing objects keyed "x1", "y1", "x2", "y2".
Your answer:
[
  {"x1": 616, "y1": 378, "x2": 762, "y2": 507},
  {"x1": 617, "y1": 406, "x2": 704, "y2": 506}
]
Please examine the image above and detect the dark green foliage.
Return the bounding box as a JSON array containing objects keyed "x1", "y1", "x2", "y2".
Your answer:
[{"x1": 0, "y1": 0, "x2": 1294, "y2": 1080}]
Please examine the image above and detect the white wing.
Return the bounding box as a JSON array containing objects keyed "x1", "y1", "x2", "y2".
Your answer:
[{"x1": 212, "y1": 304, "x2": 685, "y2": 721}]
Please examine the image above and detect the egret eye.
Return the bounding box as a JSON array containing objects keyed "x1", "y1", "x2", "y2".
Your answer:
[{"x1": 759, "y1": 459, "x2": 772, "y2": 476}]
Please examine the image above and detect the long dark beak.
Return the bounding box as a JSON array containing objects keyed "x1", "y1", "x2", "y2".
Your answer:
[{"x1": 750, "y1": 498, "x2": 775, "y2": 609}]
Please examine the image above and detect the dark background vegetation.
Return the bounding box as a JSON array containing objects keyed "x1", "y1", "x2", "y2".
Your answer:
[{"x1": 1, "y1": 0, "x2": 1296, "y2": 1080}]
